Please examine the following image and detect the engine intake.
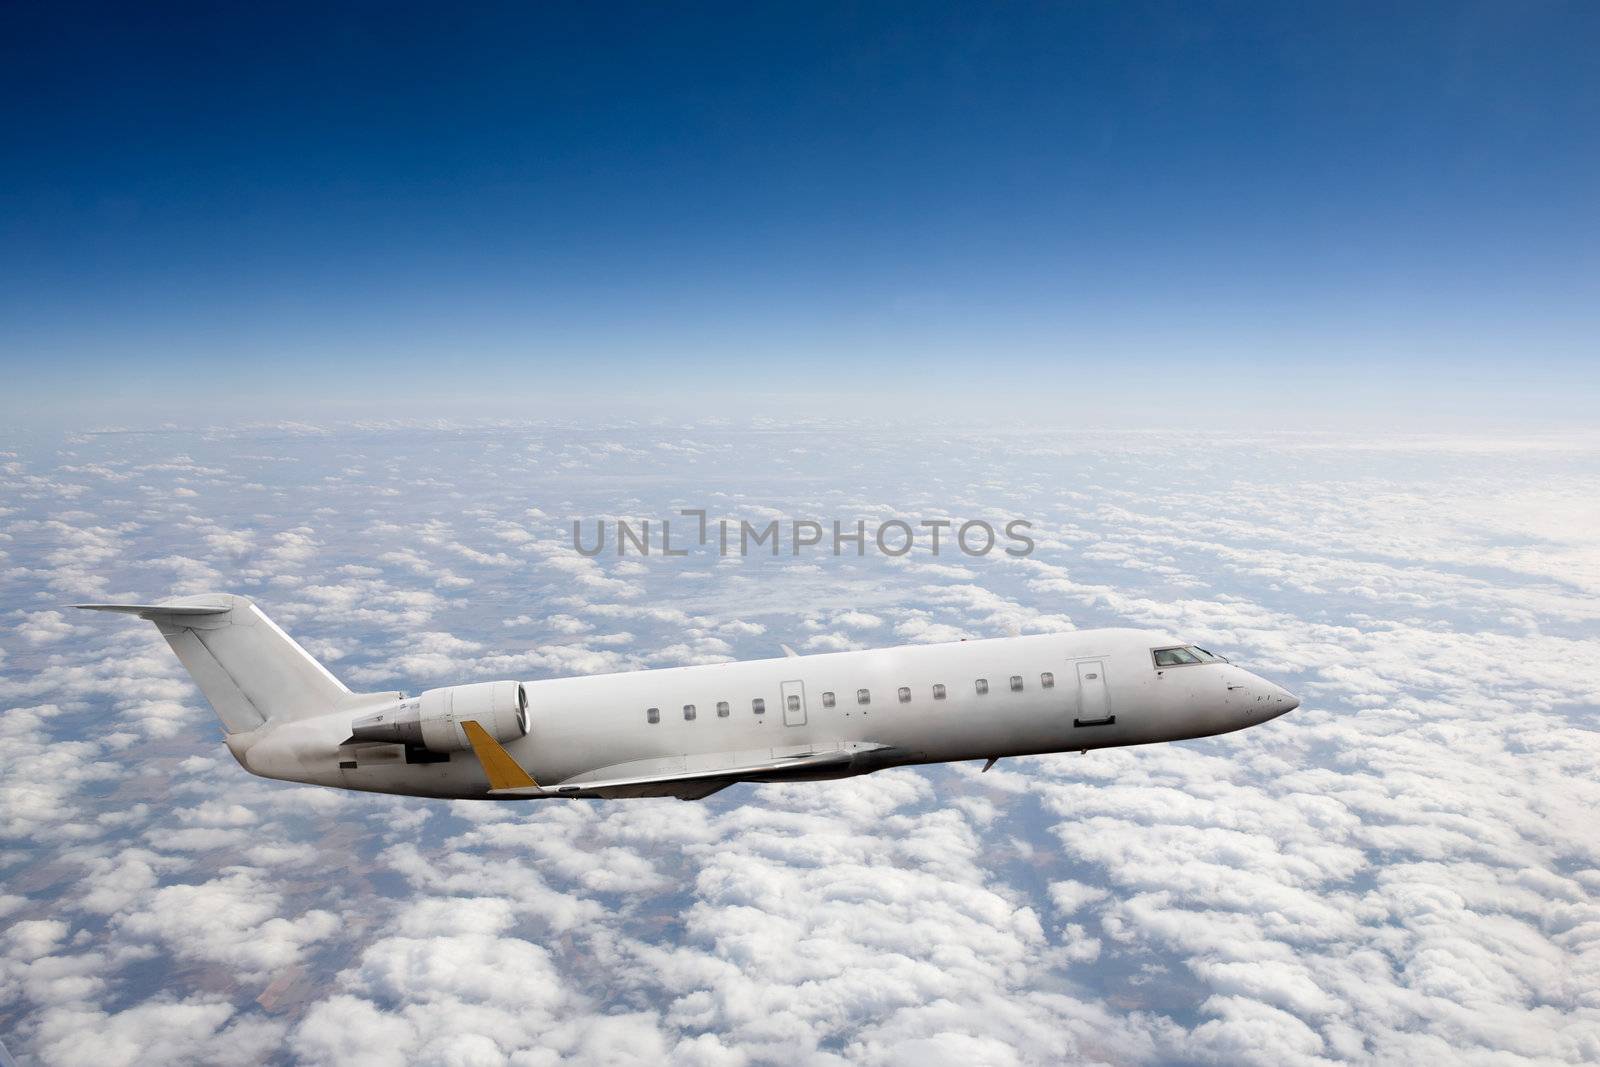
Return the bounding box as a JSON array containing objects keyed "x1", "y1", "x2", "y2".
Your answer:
[{"x1": 348, "y1": 680, "x2": 528, "y2": 752}]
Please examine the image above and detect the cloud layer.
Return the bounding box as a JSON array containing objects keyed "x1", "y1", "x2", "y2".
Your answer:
[{"x1": 1, "y1": 422, "x2": 1597, "y2": 1065}]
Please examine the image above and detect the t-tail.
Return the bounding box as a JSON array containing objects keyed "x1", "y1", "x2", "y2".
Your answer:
[
  {"x1": 75, "y1": 594, "x2": 359, "y2": 731},
  {"x1": 75, "y1": 594, "x2": 531, "y2": 795}
]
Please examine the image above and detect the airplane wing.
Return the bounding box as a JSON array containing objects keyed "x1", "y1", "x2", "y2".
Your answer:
[
  {"x1": 478, "y1": 740, "x2": 894, "y2": 800},
  {"x1": 668, "y1": 779, "x2": 738, "y2": 801}
]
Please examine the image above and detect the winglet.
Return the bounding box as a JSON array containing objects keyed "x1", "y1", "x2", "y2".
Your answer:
[
  {"x1": 461, "y1": 720, "x2": 539, "y2": 791},
  {"x1": 781, "y1": 644, "x2": 798, "y2": 658}
]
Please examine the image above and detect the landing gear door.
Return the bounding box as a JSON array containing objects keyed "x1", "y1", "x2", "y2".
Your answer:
[{"x1": 1074, "y1": 661, "x2": 1115, "y2": 727}]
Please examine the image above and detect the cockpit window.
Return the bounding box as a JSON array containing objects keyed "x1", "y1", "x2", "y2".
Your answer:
[{"x1": 1152, "y1": 645, "x2": 1214, "y2": 667}]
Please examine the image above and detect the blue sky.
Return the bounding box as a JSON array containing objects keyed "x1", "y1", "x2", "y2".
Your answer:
[{"x1": 3, "y1": 2, "x2": 1597, "y2": 425}]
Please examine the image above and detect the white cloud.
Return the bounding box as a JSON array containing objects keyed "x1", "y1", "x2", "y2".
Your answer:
[
  {"x1": 115, "y1": 868, "x2": 338, "y2": 981},
  {"x1": 6, "y1": 424, "x2": 1600, "y2": 1066},
  {"x1": 14, "y1": 610, "x2": 80, "y2": 644},
  {"x1": 0, "y1": 704, "x2": 120, "y2": 841},
  {"x1": 28, "y1": 998, "x2": 285, "y2": 1067}
]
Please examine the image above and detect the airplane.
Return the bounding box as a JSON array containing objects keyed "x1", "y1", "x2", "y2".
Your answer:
[{"x1": 77, "y1": 593, "x2": 1298, "y2": 801}]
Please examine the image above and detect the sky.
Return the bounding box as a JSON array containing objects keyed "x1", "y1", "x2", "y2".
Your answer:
[
  {"x1": 2, "y1": 8, "x2": 1600, "y2": 1065},
  {"x1": 3, "y1": 2, "x2": 1598, "y2": 425},
  {"x1": 0, "y1": 422, "x2": 1597, "y2": 1066}
]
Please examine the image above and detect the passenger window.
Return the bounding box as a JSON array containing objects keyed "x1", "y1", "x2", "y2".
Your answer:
[
  {"x1": 716, "y1": 701, "x2": 729, "y2": 718},
  {"x1": 857, "y1": 688, "x2": 871, "y2": 705},
  {"x1": 822, "y1": 691, "x2": 835, "y2": 708},
  {"x1": 646, "y1": 707, "x2": 659, "y2": 724},
  {"x1": 787, "y1": 694, "x2": 800, "y2": 712},
  {"x1": 752, "y1": 698, "x2": 765, "y2": 714},
  {"x1": 1041, "y1": 672, "x2": 1054, "y2": 688},
  {"x1": 898, "y1": 686, "x2": 911, "y2": 703},
  {"x1": 683, "y1": 704, "x2": 696, "y2": 721},
  {"x1": 975, "y1": 678, "x2": 989, "y2": 695},
  {"x1": 1009, "y1": 675, "x2": 1023, "y2": 692},
  {"x1": 933, "y1": 683, "x2": 946, "y2": 699}
]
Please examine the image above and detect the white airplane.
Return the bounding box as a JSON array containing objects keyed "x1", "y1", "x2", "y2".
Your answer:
[{"x1": 78, "y1": 594, "x2": 1298, "y2": 800}]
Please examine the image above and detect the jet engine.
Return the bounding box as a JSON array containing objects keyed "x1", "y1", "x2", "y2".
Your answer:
[{"x1": 347, "y1": 680, "x2": 528, "y2": 752}]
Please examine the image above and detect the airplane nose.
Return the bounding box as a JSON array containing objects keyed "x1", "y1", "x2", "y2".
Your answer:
[{"x1": 1223, "y1": 668, "x2": 1300, "y2": 727}]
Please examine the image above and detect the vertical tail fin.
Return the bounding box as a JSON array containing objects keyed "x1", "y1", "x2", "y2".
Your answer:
[{"x1": 76, "y1": 594, "x2": 352, "y2": 732}]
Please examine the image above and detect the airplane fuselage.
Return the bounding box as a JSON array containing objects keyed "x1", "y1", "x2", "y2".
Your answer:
[{"x1": 230, "y1": 627, "x2": 1298, "y2": 800}]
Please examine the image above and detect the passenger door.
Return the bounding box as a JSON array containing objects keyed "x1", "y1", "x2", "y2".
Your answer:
[
  {"x1": 781, "y1": 679, "x2": 807, "y2": 726},
  {"x1": 1073, "y1": 661, "x2": 1115, "y2": 727}
]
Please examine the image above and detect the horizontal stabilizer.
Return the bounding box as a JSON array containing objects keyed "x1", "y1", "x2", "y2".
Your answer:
[{"x1": 75, "y1": 601, "x2": 232, "y2": 617}]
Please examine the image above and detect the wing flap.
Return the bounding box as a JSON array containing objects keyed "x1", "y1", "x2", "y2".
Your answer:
[{"x1": 670, "y1": 780, "x2": 736, "y2": 801}]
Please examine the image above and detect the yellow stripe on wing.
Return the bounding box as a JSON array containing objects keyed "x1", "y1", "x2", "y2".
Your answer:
[{"x1": 461, "y1": 720, "x2": 538, "y2": 790}]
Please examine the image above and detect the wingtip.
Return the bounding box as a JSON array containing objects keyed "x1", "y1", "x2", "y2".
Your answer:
[{"x1": 460, "y1": 720, "x2": 539, "y2": 791}]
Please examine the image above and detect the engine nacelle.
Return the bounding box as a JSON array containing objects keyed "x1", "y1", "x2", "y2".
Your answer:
[{"x1": 348, "y1": 680, "x2": 528, "y2": 752}]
